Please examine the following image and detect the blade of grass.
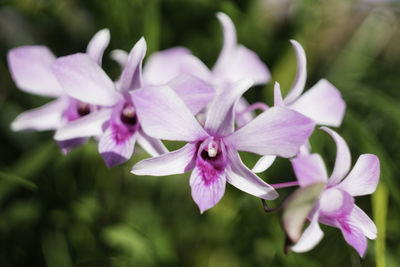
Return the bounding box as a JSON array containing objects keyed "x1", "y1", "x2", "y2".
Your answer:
[{"x1": 373, "y1": 183, "x2": 388, "y2": 267}]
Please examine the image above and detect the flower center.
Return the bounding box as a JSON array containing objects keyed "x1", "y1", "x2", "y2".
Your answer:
[
  {"x1": 77, "y1": 102, "x2": 91, "y2": 117},
  {"x1": 120, "y1": 104, "x2": 137, "y2": 126}
]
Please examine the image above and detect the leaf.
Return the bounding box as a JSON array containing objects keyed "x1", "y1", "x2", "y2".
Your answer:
[
  {"x1": 281, "y1": 182, "x2": 325, "y2": 245},
  {"x1": 0, "y1": 170, "x2": 37, "y2": 191},
  {"x1": 373, "y1": 183, "x2": 389, "y2": 267}
]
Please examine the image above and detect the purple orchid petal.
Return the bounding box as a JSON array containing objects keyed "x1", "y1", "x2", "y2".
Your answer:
[
  {"x1": 349, "y1": 205, "x2": 377, "y2": 239},
  {"x1": 235, "y1": 97, "x2": 254, "y2": 127},
  {"x1": 131, "y1": 86, "x2": 208, "y2": 142},
  {"x1": 225, "y1": 106, "x2": 314, "y2": 157},
  {"x1": 205, "y1": 78, "x2": 253, "y2": 136},
  {"x1": 131, "y1": 143, "x2": 197, "y2": 176},
  {"x1": 86, "y1": 28, "x2": 110, "y2": 66},
  {"x1": 212, "y1": 12, "x2": 237, "y2": 75},
  {"x1": 291, "y1": 211, "x2": 324, "y2": 253},
  {"x1": 339, "y1": 220, "x2": 368, "y2": 257},
  {"x1": 99, "y1": 126, "x2": 137, "y2": 168},
  {"x1": 52, "y1": 53, "x2": 121, "y2": 106},
  {"x1": 136, "y1": 128, "x2": 168, "y2": 157},
  {"x1": 337, "y1": 154, "x2": 380, "y2": 197},
  {"x1": 180, "y1": 55, "x2": 212, "y2": 82},
  {"x1": 11, "y1": 98, "x2": 68, "y2": 131},
  {"x1": 283, "y1": 40, "x2": 307, "y2": 105},
  {"x1": 54, "y1": 108, "x2": 112, "y2": 141},
  {"x1": 291, "y1": 153, "x2": 328, "y2": 187},
  {"x1": 274, "y1": 82, "x2": 284, "y2": 106},
  {"x1": 8, "y1": 46, "x2": 63, "y2": 97},
  {"x1": 110, "y1": 49, "x2": 128, "y2": 67},
  {"x1": 252, "y1": 155, "x2": 276, "y2": 173},
  {"x1": 58, "y1": 138, "x2": 88, "y2": 155},
  {"x1": 289, "y1": 79, "x2": 346, "y2": 127},
  {"x1": 168, "y1": 74, "x2": 215, "y2": 115},
  {"x1": 119, "y1": 37, "x2": 146, "y2": 92},
  {"x1": 319, "y1": 188, "x2": 354, "y2": 223},
  {"x1": 321, "y1": 127, "x2": 352, "y2": 186},
  {"x1": 143, "y1": 47, "x2": 192, "y2": 85},
  {"x1": 190, "y1": 166, "x2": 226, "y2": 214},
  {"x1": 225, "y1": 149, "x2": 278, "y2": 200}
]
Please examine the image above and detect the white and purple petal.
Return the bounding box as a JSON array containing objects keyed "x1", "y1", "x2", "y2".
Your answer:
[
  {"x1": 136, "y1": 128, "x2": 168, "y2": 157},
  {"x1": 252, "y1": 155, "x2": 276, "y2": 173},
  {"x1": 291, "y1": 153, "x2": 328, "y2": 187},
  {"x1": 86, "y1": 28, "x2": 110, "y2": 66},
  {"x1": 291, "y1": 211, "x2": 324, "y2": 253},
  {"x1": 349, "y1": 205, "x2": 377, "y2": 240}
]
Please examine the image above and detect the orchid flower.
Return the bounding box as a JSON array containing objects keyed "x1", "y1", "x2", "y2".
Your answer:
[
  {"x1": 8, "y1": 29, "x2": 111, "y2": 153},
  {"x1": 252, "y1": 40, "x2": 346, "y2": 173},
  {"x1": 290, "y1": 127, "x2": 379, "y2": 256},
  {"x1": 52, "y1": 38, "x2": 215, "y2": 167},
  {"x1": 130, "y1": 78, "x2": 315, "y2": 213}
]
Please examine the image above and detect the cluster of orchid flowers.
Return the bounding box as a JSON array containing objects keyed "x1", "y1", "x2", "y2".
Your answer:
[{"x1": 8, "y1": 12, "x2": 380, "y2": 257}]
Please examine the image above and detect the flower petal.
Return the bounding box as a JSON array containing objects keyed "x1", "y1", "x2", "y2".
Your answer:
[
  {"x1": 136, "y1": 128, "x2": 168, "y2": 157},
  {"x1": 291, "y1": 153, "x2": 328, "y2": 187},
  {"x1": 283, "y1": 40, "x2": 307, "y2": 104},
  {"x1": 291, "y1": 211, "x2": 324, "y2": 253},
  {"x1": 321, "y1": 127, "x2": 351, "y2": 185},
  {"x1": 131, "y1": 143, "x2": 197, "y2": 176},
  {"x1": 225, "y1": 149, "x2": 278, "y2": 200},
  {"x1": 168, "y1": 74, "x2": 215, "y2": 115},
  {"x1": 289, "y1": 79, "x2": 346, "y2": 127},
  {"x1": 205, "y1": 78, "x2": 253, "y2": 136},
  {"x1": 131, "y1": 86, "x2": 208, "y2": 142},
  {"x1": 252, "y1": 155, "x2": 276, "y2": 173},
  {"x1": 180, "y1": 55, "x2": 212, "y2": 82},
  {"x1": 349, "y1": 205, "x2": 377, "y2": 239},
  {"x1": 54, "y1": 108, "x2": 112, "y2": 140},
  {"x1": 110, "y1": 49, "x2": 128, "y2": 67},
  {"x1": 190, "y1": 166, "x2": 226, "y2": 213},
  {"x1": 11, "y1": 98, "x2": 68, "y2": 131},
  {"x1": 339, "y1": 220, "x2": 368, "y2": 257},
  {"x1": 274, "y1": 81, "x2": 284, "y2": 106},
  {"x1": 337, "y1": 154, "x2": 380, "y2": 197},
  {"x1": 226, "y1": 106, "x2": 314, "y2": 157},
  {"x1": 143, "y1": 47, "x2": 192, "y2": 85},
  {"x1": 52, "y1": 53, "x2": 121, "y2": 106},
  {"x1": 119, "y1": 37, "x2": 146, "y2": 92},
  {"x1": 235, "y1": 97, "x2": 254, "y2": 127},
  {"x1": 7, "y1": 46, "x2": 63, "y2": 97},
  {"x1": 58, "y1": 138, "x2": 88, "y2": 155},
  {"x1": 319, "y1": 188, "x2": 354, "y2": 220},
  {"x1": 86, "y1": 28, "x2": 110, "y2": 66},
  {"x1": 99, "y1": 127, "x2": 136, "y2": 168}
]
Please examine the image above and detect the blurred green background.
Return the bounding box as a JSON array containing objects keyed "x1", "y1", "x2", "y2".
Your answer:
[{"x1": 0, "y1": 0, "x2": 399, "y2": 266}]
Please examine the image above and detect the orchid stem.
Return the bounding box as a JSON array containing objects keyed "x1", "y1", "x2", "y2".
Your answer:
[
  {"x1": 270, "y1": 181, "x2": 299, "y2": 189},
  {"x1": 261, "y1": 199, "x2": 279, "y2": 213},
  {"x1": 237, "y1": 102, "x2": 269, "y2": 116}
]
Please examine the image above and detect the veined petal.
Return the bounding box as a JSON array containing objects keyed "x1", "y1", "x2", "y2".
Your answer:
[
  {"x1": 52, "y1": 53, "x2": 121, "y2": 106},
  {"x1": 131, "y1": 143, "x2": 197, "y2": 176},
  {"x1": 180, "y1": 55, "x2": 212, "y2": 82},
  {"x1": 337, "y1": 154, "x2": 380, "y2": 196},
  {"x1": 214, "y1": 45, "x2": 271, "y2": 86},
  {"x1": 283, "y1": 40, "x2": 307, "y2": 104},
  {"x1": 225, "y1": 149, "x2": 278, "y2": 200},
  {"x1": 86, "y1": 28, "x2": 110, "y2": 66},
  {"x1": 226, "y1": 107, "x2": 314, "y2": 157},
  {"x1": 349, "y1": 205, "x2": 377, "y2": 239},
  {"x1": 119, "y1": 37, "x2": 146, "y2": 92},
  {"x1": 339, "y1": 220, "x2": 368, "y2": 257},
  {"x1": 8, "y1": 46, "x2": 63, "y2": 97},
  {"x1": 168, "y1": 74, "x2": 215, "y2": 115},
  {"x1": 212, "y1": 12, "x2": 237, "y2": 74},
  {"x1": 99, "y1": 127, "x2": 136, "y2": 168},
  {"x1": 291, "y1": 211, "x2": 324, "y2": 253},
  {"x1": 190, "y1": 166, "x2": 226, "y2": 213},
  {"x1": 136, "y1": 128, "x2": 168, "y2": 157},
  {"x1": 235, "y1": 97, "x2": 254, "y2": 128},
  {"x1": 132, "y1": 86, "x2": 208, "y2": 142},
  {"x1": 11, "y1": 98, "x2": 68, "y2": 131},
  {"x1": 321, "y1": 127, "x2": 351, "y2": 186},
  {"x1": 205, "y1": 78, "x2": 253, "y2": 136},
  {"x1": 274, "y1": 82, "x2": 284, "y2": 107},
  {"x1": 143, "y1": 47, "x2": 192, "y2": 85},
  {"x1": 110, "y1": 49, "x2": 128, "y2": 67},
  {"x1": 291, "y1": 153, "x2": 328, "y2": 187},
  {"x1": 289, "y1": 79, "x2": 346, "y2": 127},
  {"x1": 252, "y1": 155, "x2": 276, "y2": 173},
  {"x1": 319, "y1": 188, "x2": 354, "y2": 220},
  {"x1": 54, "y1": 108, "x2": 112, "y2": 140}
]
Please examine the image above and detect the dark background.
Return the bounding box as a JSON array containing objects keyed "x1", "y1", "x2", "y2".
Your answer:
[{"x1": 0, "y1": 0, "x2": 399, "y2": 266}]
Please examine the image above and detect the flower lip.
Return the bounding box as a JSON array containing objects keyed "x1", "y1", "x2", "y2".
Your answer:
[
  {"x1": 197, "y1": 137, "x2": 227, "y2": 172},
  {"x1": 77, "y1": 102, "x2": 91, "y2": 117},
  {"x1": 120, "y1": 103, "x2": 138, "y2": 126}
]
